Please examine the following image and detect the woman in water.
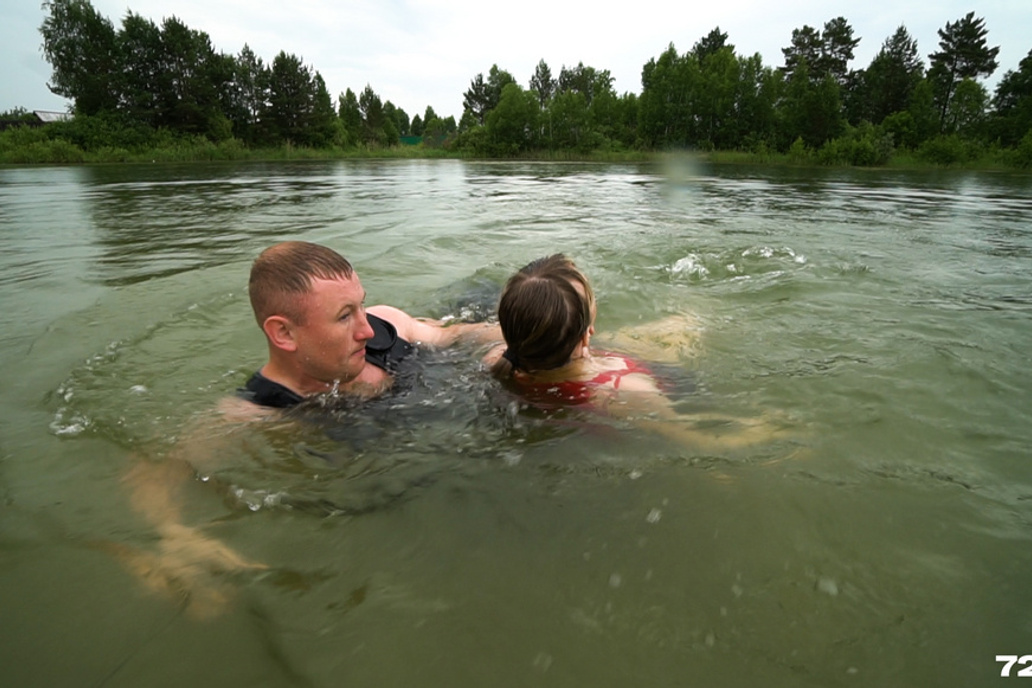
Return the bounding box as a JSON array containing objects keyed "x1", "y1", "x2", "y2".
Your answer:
[{"x1": 484, "y1": 254, "x2": 781, "y2": 450}]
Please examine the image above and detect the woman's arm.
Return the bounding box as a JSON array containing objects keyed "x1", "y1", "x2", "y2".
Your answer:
[
  {"x1": 593, "y1": 313, "x2": 703, "y2": 364},
  {"x1": 599, "y1": 374, "x2": 786, "y2": 452}
]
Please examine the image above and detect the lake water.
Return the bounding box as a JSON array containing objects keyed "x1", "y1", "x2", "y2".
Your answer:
[{"x1": 1, "y1": 159, "x2": 1030, "y2": 687}]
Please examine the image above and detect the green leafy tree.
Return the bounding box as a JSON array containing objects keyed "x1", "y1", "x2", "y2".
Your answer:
[
  {"x1": 40, "y1": 0, "x2": 120, "y2": 115},
  {"x1": 586, "y1": 86, "x2": 624, "y2": 149},
  {"x1": 392, "y1": 103, "x2": 410, "y2": 136},
  {"x1": 881, "y1": 110, "x2": 919, "y2": 149},
  {"x1": 639, "y1": 44, "x2": 701, "y2": 147},
  {"x1": 458, "y1": 109, "x2": 478, "y2": 132},
  {"x1": 818, "y1": 17, "x2": 860, "y2": 87},
  {"x1": 206, "y1": 52, "x2": 238, "y2": 141},
  {"x1": 735, "y1": 53, "x2": 782, "y2": 150},
  {"x1": 381, "y1": 100, "x2": 405, "y2": 141},
  {"x1": 117, "y1": 12, "x2": 163, "y2": 127},
  {"x1": 152, "y1": 16, "x2": 227, "y2": 135},
  {"x1": 228, "y1": 45, "x2": 269, "y2": 144},
  {"x1": 611, "y1": 92, "x2": 640, "y2": 148},
  {"x1": 695, "y1": 46, "x2": 739, "y2": 148},
  {"x1": 858, "y1": 25, "x2": 923, "y2": 125},
  {"x1": 410, "y1": 113, "x2": 424, "y2": 136},
  {"x1": 422, "y1": 112, "x2": 455, "y2": 148},
  {"x1": 485, "y1": 83, "x2": 539, "y2": 155},
  {"x1": 382, "y1": 118, "x2": 400, "y2": 147},
  {"x1": 943, "y1": 78, "x2": 988, "y2": 136},
  {"x1": 546, "y1": 89, "x2": 590, "y2": 150},
  {"x1": 781, "y1": 18, "x2": 860, "y2": 86},
  {"x1": 539, "y1": 62, "x2": 615, "y2": 150},
  {"x1": 463, "y1": 73, "x2": 490, "y2": 125},
  {"x1": 782, "y1": 59, "x2": 844, "y2": 149},
  {"x1": 487, "y1": 67, "x2": 517, "y2": 105},
  {"x1": 422, "y1": 106, "x2": 438, "y2": 129},
  {"x1": 338, "y1": 88, "x2": 361, "y2": 145},
  {"x1": 642, "y1": 35, "x2": 778, "y2": 151},
  {"x1": 781, "y1": 25, "x2": 823, "y2": 82},
  {"x1": 529, "y1": 59, "x2": 556, "y2": 107},
  {"x1": 383, "y1": 101, "x2": 400, "y2": 136},
  {"x1": 358, "y1": 84, "x2": 392, "y2": 145},
  {"x1": 990, "y1": 49, "x2": 1032, "y2": 147},
  {"x1": 906, "y1": 78, "x2": 940, "y2": 145},
  {"x1": 781, "y1": 18, "x2": 858, "y2": 128},
  {"x1": 557, "y1": 63, "x2": 614, "y2": 106},
  {"x1": 0, "y1": 107, "x2": 34, "y2": 122},
  {"x1": 265, "y1": 51, "x2": 317, "y2": 145},
  {"x1": 463, "y1": 65, "x2": 515, "y2": 126},
  {"x1": 308, "y1": 73, "x2": 340, "y2": 146},
  {"x1": 691, "y1": 27, "x2": 733, "y2": 63},
  {"x1": 927, "y1": 12, "x2": 1000, "y2": 132}
]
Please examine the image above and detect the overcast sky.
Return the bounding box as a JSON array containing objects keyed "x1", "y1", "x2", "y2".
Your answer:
[{"x1": 3, "y1": 0, "x2": 1029, "y2": 118}]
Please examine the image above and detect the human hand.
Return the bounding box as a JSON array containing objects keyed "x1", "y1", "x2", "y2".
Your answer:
[{"x1": 98, "y1": 525, "x2": 266, "y2": 620}]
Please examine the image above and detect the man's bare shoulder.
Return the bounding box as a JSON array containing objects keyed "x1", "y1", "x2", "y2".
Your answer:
[
  {"x1": 366, "y1": 305, "x2": 424, "y2": 342},
  {"x1": 367, "y1": 304, "x2": 501, "y2": 349}
]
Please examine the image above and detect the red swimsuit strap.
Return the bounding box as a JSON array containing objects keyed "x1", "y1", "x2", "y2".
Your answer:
[
  {"x1": 586, "y1": 353, "x2": 652, "y2": 389},
  {"x1": 518, "y1": 353, "x2": 653, "y2": 404}
]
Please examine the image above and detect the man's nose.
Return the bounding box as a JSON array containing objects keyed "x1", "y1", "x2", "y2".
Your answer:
[{"x1": 355, "y1": 310, "x2": 375, "y2": 342}]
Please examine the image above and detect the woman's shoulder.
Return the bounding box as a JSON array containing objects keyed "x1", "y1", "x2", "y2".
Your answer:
[
  {"x1": 592, "y1": 351, "x2": 653, "y2": 378},
  {"x1": 581, "y1": 352, "x2": 659, "y2": 394}
]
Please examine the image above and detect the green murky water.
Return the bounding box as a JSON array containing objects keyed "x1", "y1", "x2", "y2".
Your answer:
[{"x1": 1, "y1": 159, "x2": 1030, "y2": 687}]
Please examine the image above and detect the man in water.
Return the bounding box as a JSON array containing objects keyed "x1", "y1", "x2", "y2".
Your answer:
[
  {"x1": 117, "y1": 241, "x2": 500, "y2": 617},
  {"x1": 235, "y1": 240, "x2": 499, "y2": 411}
]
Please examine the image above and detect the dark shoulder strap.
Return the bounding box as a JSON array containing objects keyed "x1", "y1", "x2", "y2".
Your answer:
[
  {"x1": 238, "y1": 370, "x2": 304, "y2": 408},
  {"x1": 365, "y1": 313, "x2": 414, "y2": 372}
]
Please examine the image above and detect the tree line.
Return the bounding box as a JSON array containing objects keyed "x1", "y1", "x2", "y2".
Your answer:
[{"x1": 17, "y1": 0, "x2": 1032, "y2": 166}]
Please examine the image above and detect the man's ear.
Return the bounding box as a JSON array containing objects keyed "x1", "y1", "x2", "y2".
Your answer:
[{"x1": 263, "y1": 315, "x2": 298, "y2": 352}]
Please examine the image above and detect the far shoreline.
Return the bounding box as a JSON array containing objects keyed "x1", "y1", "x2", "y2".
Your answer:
[{"x1": 2, "y1": 142, "x2": 1028, "y2": 174}]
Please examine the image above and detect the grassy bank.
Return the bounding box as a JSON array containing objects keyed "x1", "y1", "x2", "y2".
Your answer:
[
  {"x1": 2, "y1": 122, "x2": 1029, "y2": 172},
  {"x1": 705, "y1": 149, "x2": 1026, "y2": 171}
]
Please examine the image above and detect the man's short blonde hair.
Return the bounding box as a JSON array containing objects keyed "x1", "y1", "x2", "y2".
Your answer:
[{"x1": 248, "y1": 241, "x2": 354, "y2": 325}]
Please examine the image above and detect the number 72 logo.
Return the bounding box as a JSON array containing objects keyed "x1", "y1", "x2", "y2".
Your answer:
[{"x1": 997, "y1": 655, "x2": 1032, "y2": 677}]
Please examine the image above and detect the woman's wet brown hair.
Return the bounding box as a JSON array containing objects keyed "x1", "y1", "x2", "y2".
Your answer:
[{"x1": 493, "y1": 254, "x2": 594, "y2": 377}]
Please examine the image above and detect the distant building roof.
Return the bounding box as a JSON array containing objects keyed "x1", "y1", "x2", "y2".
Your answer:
[{"x1": 33, "y1": 110, "x2": 72, "y2": 123}]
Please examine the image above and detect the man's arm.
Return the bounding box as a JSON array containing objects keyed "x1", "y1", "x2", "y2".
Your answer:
[
  {"x1": 115, "y1": 408, "x2": 268, "y2": 618},
  {"x1": 367, "y1": 305, "x2": 501, "y2": 348}
]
